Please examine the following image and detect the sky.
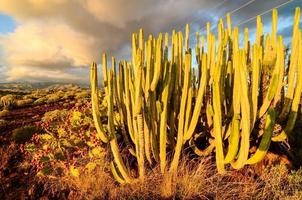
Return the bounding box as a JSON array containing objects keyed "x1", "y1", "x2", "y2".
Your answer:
[{"x1": 0, "y1": 0, "x2": 301, "y2": 83}]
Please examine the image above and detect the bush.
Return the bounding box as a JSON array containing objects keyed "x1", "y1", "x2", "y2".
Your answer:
[
  {"x1": 63, "y1": 103, "x2": 70, "y2": 107},
  {"x1": 23, "y1": 105, "x2": 104, "y2": 178},
  {"x1": 75, "y1": 90, "x2": 90, "y2": 100},
  {"x1": 63, "y1": 91, "x2": 76, "y2": 99},
  {"x1": 16, "y1": 99, "x2": 34, "y2": 107},
  {"x1": 42, "y1": 109, "x2": 69, "y2": 123},
  {"x1": 0, "y1": 119, "x2": 9, "y2": 127},
  {"x1": 22, "y1": 94, "x2": 35, "y2": 100},
  {"x1": 46, "y1": 94, "x2": 61, "y2": 103},
  {"x1": 258, "y1": 164, "x2": 302, "y2": 199},
  {"x1": 0, "y1": 94, "x2": 16, "y2": 109},
  {"x1": 11, "y1": 126, "x2": 41, "y2": 143},
  {"x1": 31, "y1": 91, "x2": 45, "y2": 99},
  {"x1": 0, "y1": 109, "x2": 10, "y2": 117},
  {"x1": 33, "y1": 97, "x2": 47, "y2": 105}
]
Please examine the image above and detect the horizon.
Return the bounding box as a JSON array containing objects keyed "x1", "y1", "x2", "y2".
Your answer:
[{"x1": 0, "y1": 0, "x2": 301, "y2": 83}]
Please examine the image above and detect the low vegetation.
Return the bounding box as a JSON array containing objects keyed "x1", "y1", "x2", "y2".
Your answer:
[
  {"x1": 11, "y1": 126, "x2": 41, "y2": 143},
  {"x1": 13, "y1": 106, "x2": 302, "y2": 199}
]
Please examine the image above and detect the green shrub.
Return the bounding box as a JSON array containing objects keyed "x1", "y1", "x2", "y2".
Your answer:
[
  {"x1": 11, "y1": 126, "x2": 41, "y2": 143},
  {"x1": 42, "y1": 109, "x2": 69, "y2": 123},
  {"x1": 24, "y1": 106, "x2": 104, "y2": 178},
  {"x1": 46, "y1": 94, "x2": 61, "y2": 103},
  {"x1": 33, "y1": 97, "x2": 47, "y2": 105}
]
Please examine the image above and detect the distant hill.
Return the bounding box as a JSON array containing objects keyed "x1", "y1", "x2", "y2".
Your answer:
[{"x1": 0, "y1": 82, "x2": 89, "y2": 91}]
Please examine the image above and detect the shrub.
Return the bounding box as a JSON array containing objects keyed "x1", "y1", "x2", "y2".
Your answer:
[
  {"x1": 75, "y1": 90, "x2": 90, "y2": 100},
  {"x1": 11, "y1": 126, "x2": 41, "y2": 143},
  {"x1": 23, "y1": 104, "x2": 105, "y2": 178},
  {"x1": 0, "y1": 109, "x2": 10, "y2": 117},
  {"x1": 33, "y1": 97, "x2": 47, "y2": 105},
  {"x1": 16, "y1": 99, "x2": 34, "y2": 107},
  {"x1": 0, "y1": 119, "x2": 8, "y2": 127},
  {"x1": 63, "y1": 91, "x2": 76, "y2": 99},
  {"x1": 0, "y1": 94, "x2": 16, "y2": 109},
  {"x1": 257, "y1": 164, "x2": 302, "y2": 199},
  {"x1": 42, "y1": 109, "x2": 69, "y2": 123},
  {"x1": 46, "y1": 94, "x2": 61, "y2": 104},
  {"x1": 23, "y1": 94, "x2": 35, "y2": 100}
]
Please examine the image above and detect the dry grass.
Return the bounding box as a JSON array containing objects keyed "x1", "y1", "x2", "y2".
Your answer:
[
  {"x1": 34, "y1": 155, "x2": 302, "y2": 200},
  {"x1": 257, "y1": 164, "x2": 302, "y2": 199}
]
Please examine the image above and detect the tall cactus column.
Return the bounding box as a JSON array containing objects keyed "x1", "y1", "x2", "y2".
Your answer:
[
  {"x1": 170, "y1": 53, "x2": 191, "y2": 173},
  {"x1": 90, "y1": 62, "x2": 109, "y2": 143}
]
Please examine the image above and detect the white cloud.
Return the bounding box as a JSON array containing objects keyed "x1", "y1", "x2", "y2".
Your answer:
[
  {"x1": 0, "y1": 0, "x2": 297, "y2": 82},
  {"x1": 0, "y1": 20, "x2": 98, "y2": 81},
  {"x1": 5, "y1": 66, "x2": 84, "y2": 82}
]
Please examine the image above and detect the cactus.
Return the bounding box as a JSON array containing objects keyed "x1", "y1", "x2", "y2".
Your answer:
[
  {"x1": 183, "y1": 53, "x2": 208, "y2": 141},
  {"x1": 247, "y1": 108, "x2": 276, "y2": 165},
  {"x1": 89, "y1": 8, "x2": 302, "y2": 182},
  {"x1": 231, "y1": 50, "x2": 251, "y2": 170},
  {"x1": 90, "y1": 63, "x2": 109, "y2": 143},
  {"x1": 108, "y1": 70, "x2": 134, "y2": 183},
  {"x1": 224, "y1": 114, "x2": 240, "y2": 163},
  {"x1": 170, "y1": 53, "x2": 191, "y2": 173},
  {"x1": 150, "y1": 33, "x2": 163, "y2": 92},
  {"x1": 212, "y1": 48, "x2": 225, "y2": 173},
  {"x1": 159, "y1": 61, "x2": 171, "y2": 172},
  {"x1": 273, "y1": 33, "x2": 302, "y2": 141},
  {"x1": 279, "y1": 7, "x2": 300, "y2": 121}
]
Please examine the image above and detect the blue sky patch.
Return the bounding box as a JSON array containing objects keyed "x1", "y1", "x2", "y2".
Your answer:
[{"x1": 0, "y1": 13, "x2": 16, "y2": 34}]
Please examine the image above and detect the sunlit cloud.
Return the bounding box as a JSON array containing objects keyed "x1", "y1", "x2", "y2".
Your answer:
[{"x1": 0, "y1": 0, "x2": 300, "y2": 82}]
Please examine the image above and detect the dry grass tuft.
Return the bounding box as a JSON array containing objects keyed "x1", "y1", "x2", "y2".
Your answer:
[
  {"x1": 257, "y1": 164, "x2": 302, "y2": 199},
  {"x1": 32, "y1": 155, "x2": 302, "y2": 200}
]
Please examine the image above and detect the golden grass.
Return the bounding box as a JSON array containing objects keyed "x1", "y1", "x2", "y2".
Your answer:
[{"x1": 36, "y1": 155, "x2": 302, "y2": 200}]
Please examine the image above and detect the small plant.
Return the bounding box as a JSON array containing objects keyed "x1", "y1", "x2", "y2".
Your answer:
[
  {"x1": 75, "y1": 90, "x2": 90, "y2": 100},
  {"x1": 257, "y1": 164, "x2": 302, "y2": 199},
  {"x1": 0, "y1": 119, "x2": 8, "y2": 127},
  {"x1": 15, "y1": 99, "x2": 34, "y2": 107},
  {"x1": 23, "y1": 105, "x2": 107, "y2": 178},
  {"x1": 46, "y1": 94, "x2": 61, "y2": 104},
  {"x1": 0, "y1": 109, "x2": 10, "y2": 117},
  {"x1": 0, "y1": 94, "x2": 16, "y2": 110},
  {"x1": 33, "y1": 97, "x2": 47, "y2": 105},
  {"x1": 11, "y1": 126, "x2": 41, "y2": 143},
  {"x1": 42, "y1": 109, "x2": 69, "y2": 123}
]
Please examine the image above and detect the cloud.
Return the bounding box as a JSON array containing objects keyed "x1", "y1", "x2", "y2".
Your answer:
[
  {"x1": 5, "y1": 66, "x2": 84, "y2": 82},
  {"x1": 0, "y1": 0, "x2": 299, "y2": 82},
  {"x1": 0, "y1": 20, "x2": 98, "y2": 82}
]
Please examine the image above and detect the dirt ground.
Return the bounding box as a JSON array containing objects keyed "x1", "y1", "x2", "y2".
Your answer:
[{"x1": 0, "y1": 100, "x2": 76, "y2": 200}]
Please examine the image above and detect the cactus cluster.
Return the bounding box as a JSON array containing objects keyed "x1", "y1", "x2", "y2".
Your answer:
[{"x1": 91, "y1": 8, "x2": 302, "y2": 182}]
